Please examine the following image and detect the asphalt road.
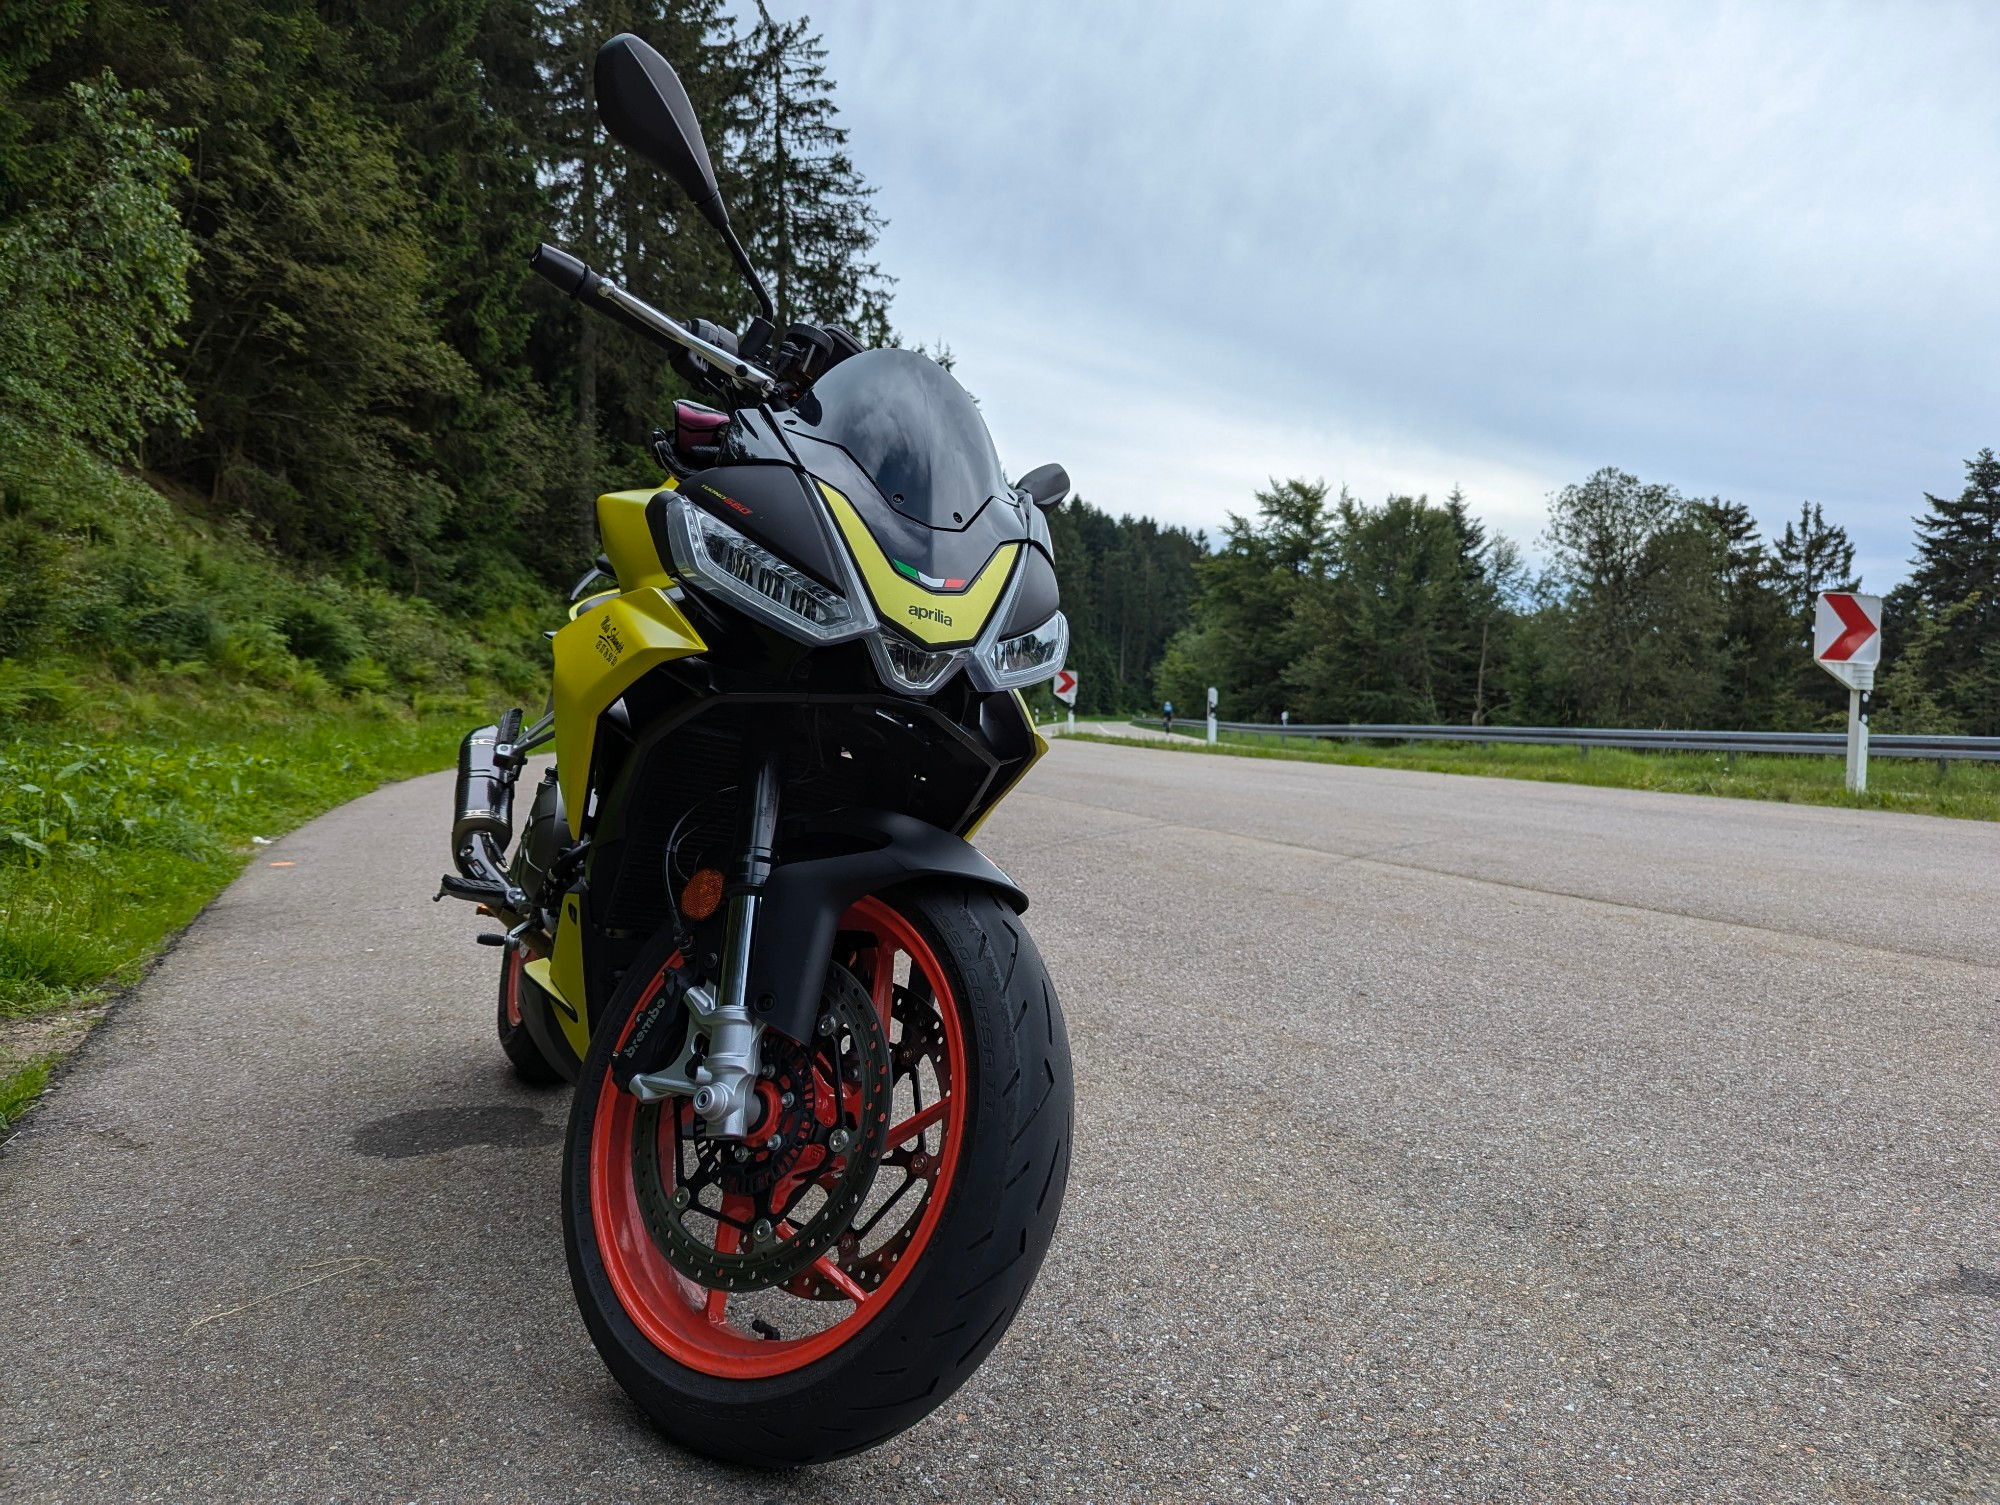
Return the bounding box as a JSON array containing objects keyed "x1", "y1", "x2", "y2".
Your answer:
[{"x1": 3, "y1": 740, "x2": 1996, "y2": 1502}]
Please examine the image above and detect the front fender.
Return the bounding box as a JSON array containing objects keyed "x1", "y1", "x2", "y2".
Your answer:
[{"x1": 748, "y1": 808, "x2": 1027, "y2": 1041}]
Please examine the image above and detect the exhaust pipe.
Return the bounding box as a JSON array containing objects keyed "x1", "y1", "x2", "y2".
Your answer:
[{"x1": 440, "y1": 712, "x2": 527, "y2": 909}]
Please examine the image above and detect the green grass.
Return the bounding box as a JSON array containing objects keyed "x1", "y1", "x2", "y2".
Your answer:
[
  {"x1": 0, "y1": 687, "x2": 486, "y2": 1133},
  {"x1": 0, "y1": 1052, "x2": 55, "y2": 1127},
  {"x1": 1066, "y1": 725, "x2": 2000, "y2": 822},
  {"x1": 0, "y1": 436, "x2": 548, "y2": 1134}
]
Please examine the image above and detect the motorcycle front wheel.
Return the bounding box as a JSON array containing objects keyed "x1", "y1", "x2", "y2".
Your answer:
[{"x1": 561, "y1": 882, "x2": 1073, "y2": 1466}]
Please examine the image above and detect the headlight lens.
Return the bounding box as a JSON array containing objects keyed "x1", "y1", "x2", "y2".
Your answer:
[
  {"x1": 867, "y1": 633, "x2": 965, "y2": 694},
  {"x1": 970, "y1": 611, "x2": 1068, "y2": 691},
  {"x1": 663, "y1": 497, "x2": 864, "y2": 643}
]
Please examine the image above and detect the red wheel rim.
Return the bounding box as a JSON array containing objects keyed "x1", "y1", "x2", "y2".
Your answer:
[{"x1": 589, "y1": 896, "x2": 967, "y2": 1378}]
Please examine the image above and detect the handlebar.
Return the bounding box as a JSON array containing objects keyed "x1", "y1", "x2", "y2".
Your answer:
[{"x1": 530, "y1": 242, "x2": 776, "y2": 393}]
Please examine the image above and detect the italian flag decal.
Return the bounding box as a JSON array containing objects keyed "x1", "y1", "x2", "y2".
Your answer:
[{"x1": 892, "y1": 559, "x2": 966, "y2": 592}]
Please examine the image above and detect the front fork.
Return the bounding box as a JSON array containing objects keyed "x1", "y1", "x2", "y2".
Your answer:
[
  {"x1": 629, "y1": 744, "x2": 780, "y2": 1140},
  {"x1": 696, "y1": 747, "x2": 780, "y2": 1137}
]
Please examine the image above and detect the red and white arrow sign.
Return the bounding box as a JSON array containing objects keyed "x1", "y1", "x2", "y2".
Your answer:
[
  {"x1": 1814, "y1": 591, "x2": 1881, "y2": 666},
  {"x1": 1052, "y1": 668, "x2": 1078, "y2": 705}
]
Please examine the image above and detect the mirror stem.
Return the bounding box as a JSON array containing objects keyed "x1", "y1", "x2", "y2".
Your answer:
[{"x1": 716, "y1": 219, "x2": 778, "y2": 325}]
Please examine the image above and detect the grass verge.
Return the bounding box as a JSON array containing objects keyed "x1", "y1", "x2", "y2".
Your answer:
[
  {"x1": 1065, "y1": 726, "x2": 2000, "y2": 821},
  {"x1": 0, "y1": 694, "x2": 479, "y2": 1134}
]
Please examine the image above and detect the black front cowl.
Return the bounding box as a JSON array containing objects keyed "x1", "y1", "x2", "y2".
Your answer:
[{"x1": 648, "y1": 465, "x2": 845, "y2": 591}]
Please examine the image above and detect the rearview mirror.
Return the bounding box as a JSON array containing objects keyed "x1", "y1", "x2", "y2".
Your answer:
[
  {"x1": 596, "y1": 33, "x2": 727, "y2": 230},
  {"x1": 1016, "y1": 463, "x2": 1070, "y2": 510}
]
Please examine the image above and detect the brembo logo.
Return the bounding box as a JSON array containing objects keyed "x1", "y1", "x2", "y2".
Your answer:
[{"x1": 908, "y1": 604, "x2": 954, "y2": 627}]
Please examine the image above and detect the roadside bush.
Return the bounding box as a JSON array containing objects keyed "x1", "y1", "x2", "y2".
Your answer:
[
  {"x1": 275, "y1": 596, "x2": 363, "y2": 671},
  {"x1": 0, "y1": 515, "x2": 71, "y2": 658},
  {"x1": 124, "y1": 602, "x2": 218, "y2": 664},
  {"x1": 0, "y1": 662, "x2": 75, "y2": 721}
]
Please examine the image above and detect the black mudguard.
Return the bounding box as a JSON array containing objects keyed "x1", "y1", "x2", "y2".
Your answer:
[{"x1": 748, "y1": 808, "x2": 1027, "y2": 1042}]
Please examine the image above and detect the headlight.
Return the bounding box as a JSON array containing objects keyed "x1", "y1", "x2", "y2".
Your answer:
[
  {"x1": 968, "y1": 611, "x2": 1068, "y2": 692},
  {"x1": 867, "y1": 633, "x2": 965, "y2": 694},
  {"x1": 663, "y1": 497, "x2": 866, "y2": 643}
]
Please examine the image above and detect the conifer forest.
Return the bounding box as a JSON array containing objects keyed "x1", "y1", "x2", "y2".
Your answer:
[{"x1": 0, "y1": 0, "x2": 1995, "y2": 734}]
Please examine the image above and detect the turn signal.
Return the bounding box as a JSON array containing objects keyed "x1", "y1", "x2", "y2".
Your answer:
[{"x1": 681, "y1": 867, "x2": 724, "y2": 921}]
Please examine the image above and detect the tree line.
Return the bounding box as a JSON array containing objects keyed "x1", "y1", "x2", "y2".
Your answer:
[
  {"x1": 6, "y1": 4, "x2": 1993, "y2": 738},
  {"x1": 1154, "y1": 454, "x2": 2000, "y2": 737},
  {"x1": 1, "y1": 0, "x2": 886, "y2": 613}
]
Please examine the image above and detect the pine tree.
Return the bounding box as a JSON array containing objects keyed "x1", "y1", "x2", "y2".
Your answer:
[
  {"x1": 1904, "y1": 448, "x2": 2000, "y2": 734},
  {"x1": 1773, "y1": 501, "x2": 1857, "y2": 620},
  {"x1": 1041, "y1": 497, "x2": 1201, "y2": 713},
  {"x1": 1693, "y1": 499, "x2": 1794, "y2": 729},
  {"x1": 735, "y1": 1, "x2": 890, "y2": 342},
  {"x1": 1156, "y1": 479, "x2": 1330, "y2": 721},
  {"x1": 1441, "y1": 485, "x2": 1519, "y2": 723},
  {"x1": 3, "y1": 0, "x2": 900, "y2": 607},
  {"x1": 1279, "y1": 490, "x2": 1520, "y2": 726}
]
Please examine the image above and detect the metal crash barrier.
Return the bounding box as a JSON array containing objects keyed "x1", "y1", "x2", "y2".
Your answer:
[{"x1": 1127, "y1": 719, "x2": 2000, "y2": 766}]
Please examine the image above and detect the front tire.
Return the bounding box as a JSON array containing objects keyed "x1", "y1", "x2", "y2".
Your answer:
[{"x1": 561, "y1": 882, "x2": 1072, "y2": 1466}]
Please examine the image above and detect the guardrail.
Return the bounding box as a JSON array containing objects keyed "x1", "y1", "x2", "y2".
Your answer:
[{"x1": 1124, "y1": 718, "x2": 2000, "y2": 766}]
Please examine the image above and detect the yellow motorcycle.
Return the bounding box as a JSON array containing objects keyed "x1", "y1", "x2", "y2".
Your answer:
[{"x1": 438, "y1": 32, "x2": 1073, "y2": 1467}]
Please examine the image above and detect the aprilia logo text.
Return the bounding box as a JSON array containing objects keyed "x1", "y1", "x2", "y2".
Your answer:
[{"x1": 907, "y1": 604, "x2": 954, "y2": 626}]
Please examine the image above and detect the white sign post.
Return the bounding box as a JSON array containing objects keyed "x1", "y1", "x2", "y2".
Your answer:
[
  {"x1": 1052, "y1": 667, "x2": 1078, "y2": 733},
  {"x1": 1206, "y1": 686, "x2": 1218, "y2": 746},
  {"x1": 1814, "y1": 591, "x2": 1883, "y2": 794}
]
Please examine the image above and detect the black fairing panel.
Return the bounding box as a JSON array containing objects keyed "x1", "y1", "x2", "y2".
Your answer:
[
  {"x1": 998, "y1": 547, "x2": 1060, "y2": 636},
  {"x1": 650, "y1": 465, "x2": 843, "y2": 590}
]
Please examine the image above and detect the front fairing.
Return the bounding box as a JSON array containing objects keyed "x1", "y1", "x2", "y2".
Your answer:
[{"x1": 717, "y1": 352, "x2": 1054, "y2": 623}]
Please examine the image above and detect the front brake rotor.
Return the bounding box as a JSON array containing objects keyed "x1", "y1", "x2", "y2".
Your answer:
[
  {"x1": 798, "y1": 984, "x2": 951, "y2": 1298},
  {"x1": 631, "y1": 964, "x2": 890, "y2": 1292}
]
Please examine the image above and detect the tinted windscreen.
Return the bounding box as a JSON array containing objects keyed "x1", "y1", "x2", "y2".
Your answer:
[{"x1": 789, "y1": 349, "x2": 1007, "y2": 531}]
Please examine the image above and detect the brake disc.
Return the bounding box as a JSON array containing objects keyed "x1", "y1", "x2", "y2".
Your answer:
[
  {"x1": 779, "y1": 981, "x2": 953, "y2": 1302},
  {"x1": 631, "y1": 964, "x2": 890, "y2": 1292}
]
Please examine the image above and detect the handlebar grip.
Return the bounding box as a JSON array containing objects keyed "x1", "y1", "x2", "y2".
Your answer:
[{"x1": 531, "y1": 242, "x2": 592, "y2": 297}]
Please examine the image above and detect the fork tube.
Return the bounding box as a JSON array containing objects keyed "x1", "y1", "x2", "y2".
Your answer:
[
  {"x1": 721, "y1": 745, "x2": 784, "y2": 1008},
  {"x1": 698, "y1": 746, "x2": 782, "y2": 1137}
]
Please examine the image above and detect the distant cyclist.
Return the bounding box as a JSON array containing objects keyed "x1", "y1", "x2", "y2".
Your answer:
[{"x1": 1162, "y1": 700, "x2": 1174, "y2": 735}]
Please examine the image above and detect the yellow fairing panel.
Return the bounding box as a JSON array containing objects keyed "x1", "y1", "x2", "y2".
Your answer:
[
  {"x1": 964, "y1": 690, "x2": 1048, "y2": 838},
  {"x1": 552, "y1": 586, "x2": 705, "y2": 820},
  {"x1": 819, "y1": 482, "x2": 1019, "y2": 648},
  {"x1": 526, "y1": 900, "x2": 590, "y2": 1057},
  {"x1": 596, "y1": 483, "x2": 676, "y2": 591}
]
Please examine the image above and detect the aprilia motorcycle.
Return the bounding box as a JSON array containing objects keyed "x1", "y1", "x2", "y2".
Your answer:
[{"x1": 436, "y1": 32, "x2": 1073, "y2": 1467}]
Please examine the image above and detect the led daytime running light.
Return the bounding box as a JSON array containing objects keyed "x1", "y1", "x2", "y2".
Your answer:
[{"x1": 665, "y1": 497, "x2": 864, "y2": 644}]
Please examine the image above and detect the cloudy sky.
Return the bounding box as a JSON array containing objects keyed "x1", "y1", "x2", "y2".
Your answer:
[{"x1": 738, "y1": 2, "x2": 1997, "y2": 587}]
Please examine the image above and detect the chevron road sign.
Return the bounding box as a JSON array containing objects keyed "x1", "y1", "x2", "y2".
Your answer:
[
  {"x1": 1052, "y1": 668, "x2": 1078, "y2": 705},
  {"x1": 1815, "y1": 591, "x2": 1884, "y2": 792},
  {"x1": 1815, "y1": 591, "x2": 1882, "y2": 671}
]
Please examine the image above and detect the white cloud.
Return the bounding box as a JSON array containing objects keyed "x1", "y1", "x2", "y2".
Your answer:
[{"x1": 735, "y1": 0, "x2": 2000, "y2": 586}]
